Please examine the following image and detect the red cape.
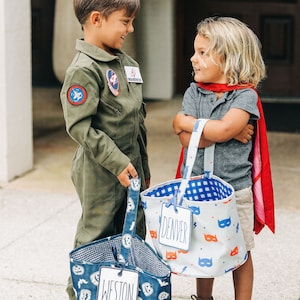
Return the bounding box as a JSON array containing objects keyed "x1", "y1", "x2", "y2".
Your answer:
[{"x1": 175, "y1": 83, "x2": 275, "y2": 234}]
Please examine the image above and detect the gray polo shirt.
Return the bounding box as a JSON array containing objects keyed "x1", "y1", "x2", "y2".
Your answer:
[{"x1": 181, "y1": 82, "x2": 260, "y2": 191}]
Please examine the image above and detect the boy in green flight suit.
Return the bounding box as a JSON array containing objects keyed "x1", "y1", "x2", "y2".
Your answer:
[{"x1": 60, "y1": 1, "x2": 150, "y2": 299}]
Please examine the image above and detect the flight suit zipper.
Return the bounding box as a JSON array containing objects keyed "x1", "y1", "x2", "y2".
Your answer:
[{"x1": 99, "y1": 98, "x2": 122, "y2": 115}]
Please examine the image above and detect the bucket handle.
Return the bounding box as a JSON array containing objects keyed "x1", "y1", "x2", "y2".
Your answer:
[{"x1": 176, "y1": 119, "x2": 215, "y2": 206}]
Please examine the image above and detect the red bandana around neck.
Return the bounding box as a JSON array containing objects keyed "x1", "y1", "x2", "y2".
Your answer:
[
  {"x1": 175, "y1": 82, "x2": 275, "y2": 234},
  {"x1": 196, "y1": 82, "x2": 254, "y2": 92}
]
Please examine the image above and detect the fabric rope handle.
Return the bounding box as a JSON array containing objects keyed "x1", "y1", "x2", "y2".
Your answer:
[
  {"x1": 176, "y1": 119, "x2": 209, "y2": 205},
  {"x1": 204, "y1": 143, "x2": 215, "y2": 176},
  {"x1": 119, "y1": 178, "x2": 141, "y2": 265}
]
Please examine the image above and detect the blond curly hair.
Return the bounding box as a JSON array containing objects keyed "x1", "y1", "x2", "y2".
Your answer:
[{"x1": 197, "y1": 16, "x2": 266, "y2": 88}]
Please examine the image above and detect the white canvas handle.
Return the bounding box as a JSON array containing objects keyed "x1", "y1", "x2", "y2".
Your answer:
[{"x1": 176, "y1": 119, "x2": 215, "y2": 205}]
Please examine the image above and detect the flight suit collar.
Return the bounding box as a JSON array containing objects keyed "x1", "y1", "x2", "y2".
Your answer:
[{"x1": 75, "y1": 39, "x2": 123, "y2": 62}]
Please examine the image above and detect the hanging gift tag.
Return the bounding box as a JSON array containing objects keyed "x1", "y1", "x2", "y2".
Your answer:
[
  {"x1": 97, "y1": 267, "x2": 139, "y2": 300},
  {"x1": 159, "y1": 203, "x2": 192, "y2": 251}
]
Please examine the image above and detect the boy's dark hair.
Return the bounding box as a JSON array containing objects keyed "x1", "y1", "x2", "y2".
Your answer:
[{"x1": 74, "y1": 0, "x2": 140, "y2": 25}]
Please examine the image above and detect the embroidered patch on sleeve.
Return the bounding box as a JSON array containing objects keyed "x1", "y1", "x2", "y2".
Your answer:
[{"x1": 67, "y1": 85, "x2": 87, "y2": 106}]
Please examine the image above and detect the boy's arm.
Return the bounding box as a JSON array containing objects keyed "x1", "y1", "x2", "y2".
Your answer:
[
  {"x1": 178, "y1": 131, "x2": 213, "y2": 148},
  {"x1": 173, "y1": 112, "x2": 195, "y2": 135},
  {"x1": 202, "y1": 108, "x2": 251, "y2": 142},
  {"x1": 173, "y1": 109, "x2": 254, "y2": 147},
  {"x1": 60, "y1": 67, "x2": 130, "y2": 178},
  {"x1": 173, "y1": 113, "x2": 214, "y2": 147}
]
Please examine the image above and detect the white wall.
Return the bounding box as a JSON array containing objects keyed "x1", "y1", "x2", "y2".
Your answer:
[
  {"x1": 53, "y1": 0, "x2": 82, "y2": 83},
  {"x1": 136, "y1": 0, "x2": 175, "y2": 99},
  {"x1": 0, "y1": 0, "x2": 33, "y2": 182}
]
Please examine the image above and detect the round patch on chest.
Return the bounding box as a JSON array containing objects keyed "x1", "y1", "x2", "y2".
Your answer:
[{"x1": 106, "y1": 69, "x2": 120, "y2": 96}]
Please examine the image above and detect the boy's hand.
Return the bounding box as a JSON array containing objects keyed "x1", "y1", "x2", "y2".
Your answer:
[
  {"x1": 117, "y1": 163, "x2": 138, "y2": 187},
  {"x1": 234, "y1": 123, "x2": 254, "y2": 144}
]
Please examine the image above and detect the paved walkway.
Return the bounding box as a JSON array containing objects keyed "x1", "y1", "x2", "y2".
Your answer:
[{"x1": 0, "y1": 87, "x2": 300, "y2": 299}]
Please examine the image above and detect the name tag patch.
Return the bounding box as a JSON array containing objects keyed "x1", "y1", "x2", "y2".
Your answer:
[{"x1": 124, "y1": 66, "x2": 143, "y2": 83}]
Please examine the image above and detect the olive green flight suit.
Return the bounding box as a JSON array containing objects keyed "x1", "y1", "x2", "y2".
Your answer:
[{"x1": 60, "y1": 39, "x2": 150, "y2": 299}]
